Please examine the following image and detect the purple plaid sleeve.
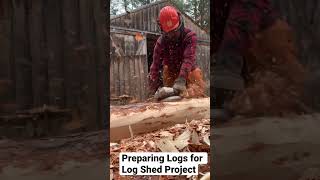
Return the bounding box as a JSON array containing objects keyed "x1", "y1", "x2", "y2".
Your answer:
[
  {"x1": 179, "y1": 31, "x2": 197, "y2": 79},
  {"x1": 218, "y1": 0, "x2": 278, "y2": 53}
]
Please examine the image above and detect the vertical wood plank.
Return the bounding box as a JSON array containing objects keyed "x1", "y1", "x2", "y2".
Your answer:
[
  {"x1": 45, "y1": 0, "x2": 65, "y2": 107},
  {"x1": 80, "y1": 0, "x2": 98, "y2": 130},
  {"x1": 13, "y1": 0, "x2": 33, "y2": 110},
  {"x1": 208, "y1": 46, "x2": 210, "y2": 80},
  {"x1": 124, "y1": 55, "x2": 130, "y2": 95},
  {"x1": 113, "y1": 56, "x2": 118, "y2": 97},
  {"x1": 129, "y1": 13, "x2": 134, "y2": 29},
  {"x1": 136, "y1": 11, "x2": 140, "y2": 30},
  {"x1": 93, "y1": 0, "x2": 107, "y2": 128},
  {"x1": 147, "y1": 8, "x2": 150, "y2": 31},
  {"x1": 29, "y1": 0, "x2": 47, "y2": 107},
  {"x1": 136, "y1": 11, "x2": 143, "y2": 29},
  {"x1": 155, "y1": 5, "x2": 158, "y2": 32},
  {"x1": 0, "y1": 0, "x2": 14, "y2": 109},
  {"x1": 0, "y1": 0, "x2": 10, "y2": 79},
  {"x1": 138, "y1": 55, "x2": 143, "y2": 100},
  {"x1": 139, "y1": 55, "x2": 146, "y2": 100},
  {"x1": 153, "y1": 6, "x2": 157, "y2": 32},
  {"x1": 150, "y1": 6, "x2": 154, "y2": 32},
  {"x1": 129, "y1": 55, "x2": 136, "y2": 99},
  {"x1": 114, "y1": 57, "x2": 120, "y2": 96},
  {"x1": 128, "y1": 36, "x2": 135, "y2": 98},
  {"x1": 8, "y1": 0, "x2": 16, "y2": 113},
  {"x1": 120, "y1": 16, "x2": 124, "y2": 27},
  {"x1": 134, "y1": 56, "x2": 141, "y2": 100},
  {"x1": 62, "y1": 0, "x2": 80, "y2": 109},
  {"x1": 119, "y1": 57, "x2": 124, "y2": 95},
  {"x1": 133, "y1": 37, "x2": 140, "y2": 100},
  {"x1": 79, "y1": 0, "x2": 91, "y2": 111},
  {"x1": 144, "y1": 55, "x2": 149, "y2": 99},
  {"x1": 127, "y1": 55, "x2": 132, "y2": 97},
  {"x1": 110, "y1": 56, "x2": 115, "y2": 97},
  {"x1": 144, "y1": 8, "x2": 147, "y2": 31}
]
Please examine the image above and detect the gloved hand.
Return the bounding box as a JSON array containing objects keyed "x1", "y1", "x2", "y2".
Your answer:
[
  {"x1": 154, "y1": 87, "x2": 178, "y2": 100},
  {"x1": 148, "y1": 74, "x2": 162, "y2": 94},
  {"x1": 173, "y1": 77, "x2": 187, "y2": 93}
]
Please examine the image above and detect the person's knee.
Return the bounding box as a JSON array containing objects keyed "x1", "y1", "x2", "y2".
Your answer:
[
  {"x1": 188, "y1": 68, "x2": 203, "y2": 82},
  {"x1": 162, "y1": 66, "x2": 178, "y2": 87}
]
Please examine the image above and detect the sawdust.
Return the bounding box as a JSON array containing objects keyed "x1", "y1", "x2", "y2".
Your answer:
[
  {"x1": 183, "y1": 83, "x2": 207, "y2": 99},
  {"x1": 183, "y1": 68, "x2": 207, "y2": 99},
  {"x1": 110, "y1": 119, "x2": 210, "y2": 180},
  {"x1": 229, "y1": 19, "x2": 308, "y2": 116},
  {"x1": 111, "y1": 102, "x2": 166, "y2": 116},
  {"x1": 162, "y1": 65, "x2": 207, "y2": 99}
]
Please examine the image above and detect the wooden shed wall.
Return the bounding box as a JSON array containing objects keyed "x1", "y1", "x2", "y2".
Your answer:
[
  {"x1": 110, "y1": 1, "x2": 210, "y2": 99},
  {"x1": 196, "y1": 44, "x2": 210, "y2": 93},
  {"x1": 110, "y1": 31, "x2": 210, "y2": 102},
  {"x1": 110, "y1": 32, "x2": 149, "y2": 102},
  {"x1": 0, "y1": 0, "x2": 107, "y2": 130},
  {"x1": 110, "y1": 0, "x2": 210, "y2": 41}
]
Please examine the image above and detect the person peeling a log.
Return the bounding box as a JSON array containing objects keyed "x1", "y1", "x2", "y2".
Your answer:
[
  {"x1": 148, "y1": 6, "x2": 206, "y2": 101},
  {"x1": 212, "y1": 0, "x2": 307, "y2": 121}
]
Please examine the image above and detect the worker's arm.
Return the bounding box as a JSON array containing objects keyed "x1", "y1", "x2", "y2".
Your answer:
[
  {"x1": 179, "y1": 31, "x2": 197, "y2": 79},
  {"x1": 149, "y1": 37, "x2": 165, "y2": 92},
  {"x1": 172, "y1": 32, "x2": 197, "y2": 93}
]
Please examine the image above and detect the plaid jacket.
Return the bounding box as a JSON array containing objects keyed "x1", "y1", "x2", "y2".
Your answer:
[
  {"x1": 149, "y1": 28, "x2": 197, "y2": 91},
  {"x1": 213, "y1": 0, "x2": 278, "y2": 53}
]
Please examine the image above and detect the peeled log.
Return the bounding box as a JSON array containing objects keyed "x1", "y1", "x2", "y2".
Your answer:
[{"x1": 110, "y1": 98, "x2": 210, "y2": 141}]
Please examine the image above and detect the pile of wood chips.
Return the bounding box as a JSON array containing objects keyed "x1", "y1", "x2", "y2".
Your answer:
[{"x1": 110, "y1": 119, "x2": 211, "y2": 180}]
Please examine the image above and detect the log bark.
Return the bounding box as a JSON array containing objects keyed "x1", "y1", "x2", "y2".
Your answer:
[
  {"x1": 213, "y1": 114, "x2": 320, "y2": 180},
  {"x1": 110, "y1": 98, "x2": 210, "y2": 141}
]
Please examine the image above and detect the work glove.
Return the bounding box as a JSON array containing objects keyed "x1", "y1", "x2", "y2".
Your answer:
[
  {"x1": 148, "y1": 74, "x2": 162, "y2": 94},
  {"x1": 173, "y1": 77, "x2": 187, "y2": 93},
  {"x1": 154, "y1": 87, "x2": 178, "y2": 100}
]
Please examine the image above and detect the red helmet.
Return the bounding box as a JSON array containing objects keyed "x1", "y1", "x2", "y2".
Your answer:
[{"x1": 158, "y1": 6, "x2": 180, "y2": 33}]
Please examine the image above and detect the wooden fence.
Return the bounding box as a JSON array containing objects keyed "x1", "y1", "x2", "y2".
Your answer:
[
  {"x1": 110, "y1": 55, "x2": 149, "y2": 101},
  {"x1": 0, "y1": 0, "x2": 107, "y2": 133},
  {"x1": 196, "y1": 44, "x2": 210, "y2": 92},
  {"x1": 110, "y1": 31, "x2": 149, "y2": 103},
  {"x1": 110, "y1": 30, "x2": 210, "y2": 103}
]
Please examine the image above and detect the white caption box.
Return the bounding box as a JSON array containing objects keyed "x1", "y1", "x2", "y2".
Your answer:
[{"x1": 119, "y1": 152, "x2": 208, "y2": 176}]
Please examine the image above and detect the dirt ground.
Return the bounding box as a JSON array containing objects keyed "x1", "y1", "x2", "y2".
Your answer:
[
  {"x1": 0, "y1": 131, "x2": 107, "y2": 180},
  {"x1": 0, "y1": 161, "x2": 106, "y2": 180},
  {"x1": 213, "y1": 113, "x2": 320, "y2": 180}
]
